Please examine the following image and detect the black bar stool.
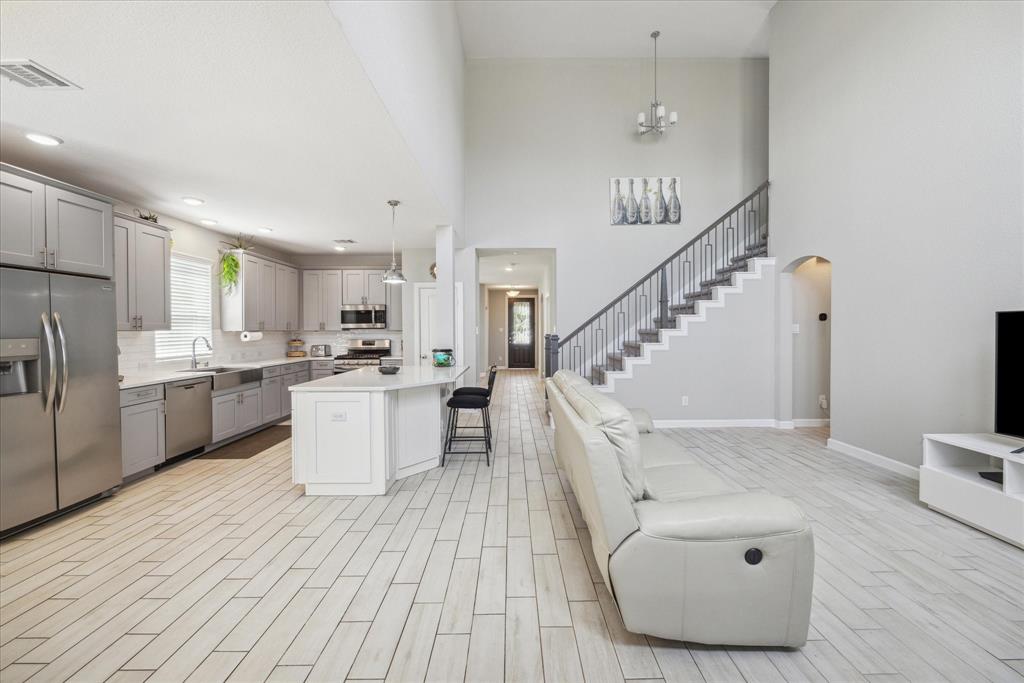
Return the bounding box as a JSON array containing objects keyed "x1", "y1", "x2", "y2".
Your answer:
[{"x1": 443, "y1": 366, "x2": 497, "y2": 467}]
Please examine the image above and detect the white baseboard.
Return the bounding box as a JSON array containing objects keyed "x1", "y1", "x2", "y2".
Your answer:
[
  {"x1": 826, "y1": 437, "x2": 919, "y2": 480},
  {"x1": 654, "y1": 418, "x2": 778, "y2": 428},
  {"x1": 793, "y1": 418, "x2": 830, "y2": 427},
  {"x1": 775, "y1": 420, "x2": 795, "y2": 430}
]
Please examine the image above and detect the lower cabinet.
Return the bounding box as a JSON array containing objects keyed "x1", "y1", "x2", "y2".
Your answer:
[
  {"x1": 212, "y1": 386, "x2": 262, "y2": 443},
  {"x1": 261, "y1": 376, "x2": 282, "y2": 423},
  {"x1": 121, "y1": 399, "x2": 165, "y2": 477},
  {"x1": 311, "y1": 369, "x2": 334, "y2": 380}
]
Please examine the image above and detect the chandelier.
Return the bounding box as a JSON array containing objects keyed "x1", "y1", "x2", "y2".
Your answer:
[{"x1": 636, "y1": 31, "x2": 677, "y2": 137}]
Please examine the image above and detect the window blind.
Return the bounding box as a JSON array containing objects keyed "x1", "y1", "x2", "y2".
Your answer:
[{"x1": 154, "y1": 253, "x2": 213, "y2": 360}]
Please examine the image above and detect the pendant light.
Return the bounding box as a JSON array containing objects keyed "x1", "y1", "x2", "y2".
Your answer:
[{"x1": 382, "y1": 200, "x2": 406, "y2": 284}]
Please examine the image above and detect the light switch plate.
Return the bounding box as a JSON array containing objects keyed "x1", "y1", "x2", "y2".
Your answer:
[
  {"x1": 681, "y1": 396, "x2": 689, "y2": 407},
  {"x1": 792, "y1": 323, "x2": 800, "y2": 333}
]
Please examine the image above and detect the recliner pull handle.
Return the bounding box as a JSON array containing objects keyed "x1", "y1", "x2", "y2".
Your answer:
[{"x1": 745, "y1": 548, "x2": 763, "y2": 565}]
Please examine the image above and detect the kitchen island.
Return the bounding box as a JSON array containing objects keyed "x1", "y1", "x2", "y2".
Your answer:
[{"x1": 290, "y1": 365, "x2": 468, "y2": 495}]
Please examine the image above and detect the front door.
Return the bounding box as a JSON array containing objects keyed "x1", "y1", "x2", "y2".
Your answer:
[{"x1": 507, "y1": 298, "x2": 535, "y2": 369}]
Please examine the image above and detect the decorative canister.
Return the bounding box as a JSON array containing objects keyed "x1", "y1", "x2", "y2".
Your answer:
[{"x1": 431, "y1": 348, "x2": 454, "y2": 367}]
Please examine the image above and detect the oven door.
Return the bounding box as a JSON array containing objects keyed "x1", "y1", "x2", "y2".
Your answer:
[{"x1": 340, "y1": 305, "x2": 386, "y2": 329}]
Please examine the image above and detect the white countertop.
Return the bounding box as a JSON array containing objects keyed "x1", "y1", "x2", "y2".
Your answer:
[
  {"x1": 119, "y1": 357, "x2": 313, "y2": 390},
  {"x1": 290, "y1": 365, "x2": 467, "y2": 392}
]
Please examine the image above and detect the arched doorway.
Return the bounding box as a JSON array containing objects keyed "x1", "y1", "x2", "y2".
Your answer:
[{"x1": 777, "y1": 256, "x2": 832, "y2": 436}]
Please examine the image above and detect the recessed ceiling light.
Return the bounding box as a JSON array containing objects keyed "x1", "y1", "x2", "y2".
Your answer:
[
  {"x1": 333, "y1": 245, "x2": 347, "y2": 252},
  {"x1": 200, "y1": 219, "x2": 218, "y2": 226},
  {"x1": 258, "y1": 227, "x2": 273, "y2": 233},
  {"x1": 504, "y1": 263, "x2": 516, "y2": 272},
  {"x1": 182, "y1": 196, "x2": 205, "y2": 206},
  {"x1": 25, "y1": 132, "x2": 63, "y2": 146}
]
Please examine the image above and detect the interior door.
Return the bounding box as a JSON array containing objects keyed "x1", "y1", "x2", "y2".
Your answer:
[
  {"x1": 50, "y1": 273, "x2": 122, "y2": 508},
  {"x1": 46, "y1": 186, "x2": 113, "y2": 278},
  {"x1": 507, "y1": 298, "x2": 536, "y2": 369},
  {"x1": 417, "y1": 287, "x2": 438, "y2": 363},
  {"x1": 0, "y1": 171, "x2": 47, "y2": 269}
]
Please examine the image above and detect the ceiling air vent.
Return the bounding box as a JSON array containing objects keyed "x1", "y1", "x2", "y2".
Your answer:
[
  {"x1": 335, "y1": 239, "x2": 357, "y2": 244},
  {"x1": 0, "y1": 60, "x2": 80, "y2": 89}
]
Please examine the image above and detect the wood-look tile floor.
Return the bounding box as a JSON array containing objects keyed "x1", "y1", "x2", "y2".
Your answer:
[{"x1": 2, "y1": 369, "x2": 1023, "y2": 682}]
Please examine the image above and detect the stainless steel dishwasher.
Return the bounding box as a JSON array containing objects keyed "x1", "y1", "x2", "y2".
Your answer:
[{"x1": 165, "y1": 377, "x2": 213, "y2": 458}]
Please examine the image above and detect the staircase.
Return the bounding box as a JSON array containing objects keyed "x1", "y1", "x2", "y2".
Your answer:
[{"x1": 551, "y1": 182, "x2": 769, "y2": 387}]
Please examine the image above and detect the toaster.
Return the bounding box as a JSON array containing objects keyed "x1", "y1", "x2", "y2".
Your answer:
[{"x1": 310, "y1": 344, "x2": 331, "y2": 357}]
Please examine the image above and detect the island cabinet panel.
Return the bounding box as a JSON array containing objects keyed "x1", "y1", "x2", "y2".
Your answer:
[
  {"x1": 394, "y1": 385, "x2": 444, "y2": 478},
  {"x1": 312, "y1": 395, "x2": 372, "y2": 483}
]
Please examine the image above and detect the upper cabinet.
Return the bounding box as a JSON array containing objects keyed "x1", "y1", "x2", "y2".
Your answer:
[
  {"x1": 114, "y1": 214, "x2": 171, "y2": 331},
  {"x1": 342, "y1": 269, "x2": 386, "y2": 305},
  {"x1": 0, "y1": 166, "x2": 114, "y2": 278},
  {"x1": 221, "y1": 251, "x2": 299, "y2": 332},
  {"x1": 302, "y1": 269, "x2": 342, "y2": 331},
  {"x1": 275, "y1": 264, "x2": 300, "y2": 332}
]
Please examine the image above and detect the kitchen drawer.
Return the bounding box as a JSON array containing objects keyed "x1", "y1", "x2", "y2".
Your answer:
[
  {"x1": 311, "y1": 360, "x2": 333, "y2": 370},
  {"x1": 262, "y1": 365, "x2": 282, "y2": 378},
  {"x1": 120, "y1": 384, "x2": 165, "y2": 407}
]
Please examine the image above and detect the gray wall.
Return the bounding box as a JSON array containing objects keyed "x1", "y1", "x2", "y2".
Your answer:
[
  {"x1": 791, "y1": 258, "x2": 831, "y2": 421},
  {"x1": 769, "y1": 1, "x2": 1024, "y2": 464},
  {"x1": 465, "y1": 58, "x2": 769, "y2": 336},
  {"x1": 608, "y1": 263, "x2": 776, "y2": 421}
]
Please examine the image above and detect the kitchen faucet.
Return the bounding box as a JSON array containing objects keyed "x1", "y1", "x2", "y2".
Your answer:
[{"x1": 191, "y1": 336, "x2": 212, "y2": 369}]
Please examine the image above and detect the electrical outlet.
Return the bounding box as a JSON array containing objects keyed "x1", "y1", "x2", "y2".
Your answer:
[
  {"x1": 818, "y1": 395, "x2": 828, "y2": 410},
  {"x1": 681, "y1": 396, "x2": 689, "y2": 407},
  {"x1": 792, "y1": 323, "x2": 800, "y2": 334}
]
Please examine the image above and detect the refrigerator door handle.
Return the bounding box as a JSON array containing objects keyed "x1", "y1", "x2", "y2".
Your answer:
[
  {"x1": 53, "y1": 311, "x2": 69, "y2": 414},
  {"x1": 41, "y1": 312, "x2": 57, "y2": 414}
]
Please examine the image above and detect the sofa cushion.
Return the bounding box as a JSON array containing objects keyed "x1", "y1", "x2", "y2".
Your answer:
[
  {"x1": 643, "y1": 463, "x2": 741, "y2": 501},
  {"x1": 633, "y1": 492, "x2": 810, "y2": 540},
  {"x1": 562, "y1": 383, "x2": 645, "y2": 501},
  {"x1": 553, "y1": 369, "x2": 591, "y2": 395},
  {"x1": 629, "y1": 409, "x2": 655, "y2": 433},
  {"x1": 639, "y1": 432, "x2": 699, "y2": 468}
]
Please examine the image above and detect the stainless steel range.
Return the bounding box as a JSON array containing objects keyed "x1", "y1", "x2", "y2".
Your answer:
[{"x1": 334, "y1": 338, "x2": 392, "y2": 374}]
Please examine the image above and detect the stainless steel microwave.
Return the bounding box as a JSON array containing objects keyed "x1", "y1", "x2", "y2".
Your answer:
[{"x1": 340, "y1": 304, "x2": 387, "y2": 329}]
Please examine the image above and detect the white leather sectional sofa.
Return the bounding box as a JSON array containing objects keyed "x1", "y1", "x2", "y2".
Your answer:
[{"x1": 547, "y1": 370, "x2": 814, "y2": 647}]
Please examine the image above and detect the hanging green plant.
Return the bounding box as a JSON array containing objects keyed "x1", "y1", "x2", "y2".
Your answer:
[
  {"x1": 219, "y1": 251, "x2": 241, "y2": 293},
  {"x1": 218, "y1": 234, "x2": 257, "y2": 293}
]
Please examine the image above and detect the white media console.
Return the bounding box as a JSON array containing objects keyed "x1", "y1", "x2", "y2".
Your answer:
[{"x1": 920, "y1": 433, "x2": 1024, "y2": 548}]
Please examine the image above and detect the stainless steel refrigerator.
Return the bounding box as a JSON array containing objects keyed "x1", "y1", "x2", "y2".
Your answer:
[{"x1": 1, "y1": 266, "x2": 121, "y2": 533}]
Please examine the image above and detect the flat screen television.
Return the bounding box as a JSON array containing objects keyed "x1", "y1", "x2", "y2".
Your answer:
[{"x1": 995, "y1": 310, "x2": 1023, "y2": 440}]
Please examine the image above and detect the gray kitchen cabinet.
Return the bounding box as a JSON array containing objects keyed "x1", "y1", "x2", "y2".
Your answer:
[
  {"x1": 275, "y1": 264, "x2": 299, "y2": 332},
  {"x1": 1, "y1": 165, "x2": 114, "y2": 277},
  {"x1": 114, "y1": 214, "x2": 171, "y2": 331},
  {"x1": 387, "y1": 280, "x2": 403, "y2": 330},
  {"x1": 259, "y1": 259, "x2": 276, "y2": 331},
  {"x1": 0, "y1": 170, "x2": 47, "y2": 269},
  {"x1": 223, "y1": 252, "x2": 298, "y2": 332},
  {"x1": 302, "y1": 269, "x2": 342, "y2": 331},
  {"x1": 343, "y1": 270, "x2": 365, "y2": 305},
  {"x1": 212, "y1": 393, "x2": 240, "y2": 442},
  {"x1": 46, "y1": 186, "x2": 114, "y2": 278},
  {"x1": 342, "y1": 269, "x2": 386, "y2": 306},
  {"x1": 211, "y1": 386, "x2": 262, "y2": 442},
  {"x1": 311, "y1": 369, "x2": 334, "y2": 380},
  {"x1": 261, "y1": 375, "x2": 282, "y2": 423},
  {"x1": 121, "y1": 398, "x2": 165, "y2": 477}
]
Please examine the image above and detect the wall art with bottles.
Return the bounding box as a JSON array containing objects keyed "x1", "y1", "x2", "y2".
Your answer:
[{"x1": 609, "y1": 177, "x2": 681, "y2": 225}]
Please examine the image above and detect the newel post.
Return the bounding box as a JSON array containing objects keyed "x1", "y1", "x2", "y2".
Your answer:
[{"x1": 544, "y1": 334, "x2": 560, "y2": 378}]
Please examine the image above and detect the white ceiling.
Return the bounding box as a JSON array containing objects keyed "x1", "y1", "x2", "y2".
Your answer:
[
  {"x1": 455, "y1": 1, "x2": 776, "y2": 59},
  {"x1": 478, "y1": 249, "x2": 554, "y2": 288},
  {"x1": 0, "y1": 1, "x2": 446, "y2": 254}
]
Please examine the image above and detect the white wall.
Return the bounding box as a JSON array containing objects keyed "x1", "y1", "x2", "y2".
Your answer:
[
  {"x1": 329, "y1": 0, "x2": 465, "y2": 229},
  {"x1": 465, "y1": 58, "x2": 769, "y2": 336},
  {"x1": 791, "y1": 258, "x2": 831, "y2": 421},
  {"x1": 769, "y1": 1, "x2": 1024, "y2": 465}
]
